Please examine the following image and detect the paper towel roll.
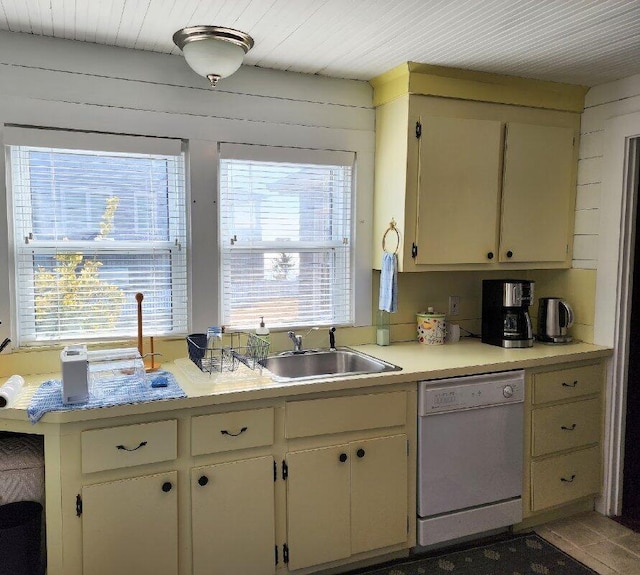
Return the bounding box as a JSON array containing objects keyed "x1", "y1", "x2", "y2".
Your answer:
[{"x1": 0, "y1": 375, "x2": 25, "y2": 408}]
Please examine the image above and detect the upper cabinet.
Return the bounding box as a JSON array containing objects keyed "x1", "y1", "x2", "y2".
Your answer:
[
  {"x1": 414, "y1": 114, "x2": 504, "y2": 265},
  {"x1": 500, "y1": 122, "x2": 576, "y2": 263},
  {"x1": 371, "y1": 63, "x2": 586, "y2": 272}
]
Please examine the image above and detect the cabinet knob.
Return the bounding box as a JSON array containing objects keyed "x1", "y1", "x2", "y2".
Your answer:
[
  {"x1": 339, "y1": 453, "x2": 348, "y2": 463},
  {"x1": 356, "y1": 448, "x2": 365, "y2": 458},
  {"x1": 487, "y1": 251, "x2": 494, "y2": 260},
  {"x1": 198, "y1": 475, "x2": 209, "y2": 487},
  {"x1": 506, "y1": 250, "x2": 513, "y2": 258},
  {"x1": 161, "y1": 481, "x2": 173, "y2": 493}
]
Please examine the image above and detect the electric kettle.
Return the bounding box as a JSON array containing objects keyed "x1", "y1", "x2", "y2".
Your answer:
[{"x1": 537, "y1": 297, "x2": 574, "y2": 343}]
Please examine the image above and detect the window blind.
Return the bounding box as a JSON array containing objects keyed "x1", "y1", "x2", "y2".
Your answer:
[
  {"x1": 219, "y1": 143, "x2": 354, "y2": 329},
  {"x1": 8, "y1": 135, "x2": 187, "y2": 345}
]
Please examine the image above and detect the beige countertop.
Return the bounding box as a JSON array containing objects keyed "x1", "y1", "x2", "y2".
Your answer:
[{"x1": 0, "y1": 338, "x2": 611, "y2": 425}]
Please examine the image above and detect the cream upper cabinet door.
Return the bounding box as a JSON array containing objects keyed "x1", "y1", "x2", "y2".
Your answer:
[
  {"x1": 191, "y1": 456, "x2": 275, "y2": 575},
  {"x1": 415, "y1": 116, "x2": 503, "y2": 264},
  {"x1": 285, "y1": 445, "x2": 351, "y2": 571},
  {"x1": 500, "y1": 123, "x2": 575, "y2": 263},
  {"x1": 82, "y1": 472, "x2": 178, "y2": 575},
  {"x1": 350, "y1": 434, "x2": 408, "y2": 555}
]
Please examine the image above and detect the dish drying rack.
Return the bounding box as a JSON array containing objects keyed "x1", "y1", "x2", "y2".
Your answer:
[{"x1": 186, "y1": 332, "x2": 270, "y2": 374}]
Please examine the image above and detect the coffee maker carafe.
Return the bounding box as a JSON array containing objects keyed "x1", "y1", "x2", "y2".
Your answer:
[{"x1": 482, "y1": 279, "x2": 535, "y2": 348}]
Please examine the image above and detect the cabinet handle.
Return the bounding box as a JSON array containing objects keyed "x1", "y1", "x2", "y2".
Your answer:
[
  {"x1": 356, "y1": 448, "x2": 366, "y2": 458},
  {"x1": 198, "y1": 475, "x2": 209, "y2": 487},
  {"x1": 220, "y1": 426, "x2": 248, "y2": 437},
  {"x1": 561, "y1": 424, "x2": 577, "y2": 431},
  {"x1": 506, "y1": 250, "x2": 513, "y2": 258},
  {"x1": 116, "y1": 441, "x2": 147, "y2": 452},
  {"x1": 560, "y1": 474, "x2": 576, "y2": 483},
  {"x1": 487, "y1": 252, "x2": 494, "y2": 260},
  {"x1": 339, "y1": 453, "x2": 348, "y2": 463},
  {"x1": 562, "y1": 380, "x2": 578, "y2": 388},
  {"x1": 162, "y1": 481, "x2": 173, "y2": 492}
]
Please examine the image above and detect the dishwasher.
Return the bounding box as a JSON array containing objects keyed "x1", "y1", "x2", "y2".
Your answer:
[{"x1": 417, "y1": 370, "x2": 524, "y2": 547}]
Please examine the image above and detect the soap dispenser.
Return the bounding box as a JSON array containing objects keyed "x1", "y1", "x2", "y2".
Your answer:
[{"x1": 256, "y1": 316, "x2": 270, "y2": 342}]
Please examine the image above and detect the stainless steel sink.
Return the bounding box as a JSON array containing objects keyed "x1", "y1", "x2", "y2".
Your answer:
[{"x1": 260, "y1": 347, "x2": 402, "y2": 381}]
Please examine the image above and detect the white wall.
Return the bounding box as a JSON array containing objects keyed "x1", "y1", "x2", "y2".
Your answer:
[
  {"x1": 0, "y1": 31, "x2": 375, "y2": 345},
  {"x1": 574, "y1": 73, "x2": 640, "y2": 271}
]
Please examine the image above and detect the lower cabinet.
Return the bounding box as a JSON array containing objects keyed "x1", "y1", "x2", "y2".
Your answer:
[
  {"x1": 285, "y1": 434, "x2": 408, "y2": 571},
  {"x1": 81, "y1": 471, "x2": 179, "y2": 575},
  {"x1": 525, "y1": 361, "x2": 605, "y2": 518},
  {"x1": 191, "y1": 456, "x2": 276, "y2": 575},
  {"x1": 72, "y1": 388, "x2": 414, "y2": 575},
  {"x1": 531, "y1": 445, "x2": 601, "y2": 510}
]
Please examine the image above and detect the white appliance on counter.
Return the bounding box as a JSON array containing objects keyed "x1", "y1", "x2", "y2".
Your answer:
[
  {"x1": 61, "y1": 345, "x2": 89, "y2": 404},
  {"x1": 417, "y1": 370, "x2": 524, "y2": 547}
]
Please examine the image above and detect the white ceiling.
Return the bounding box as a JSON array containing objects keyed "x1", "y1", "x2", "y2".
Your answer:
[{"x1": 1, "y1": 0, "x2": 639, "y2": 87}]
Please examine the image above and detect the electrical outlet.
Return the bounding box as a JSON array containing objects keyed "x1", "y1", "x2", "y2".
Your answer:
[{"x1": 448, "y1": 295, "x2": 460, "y2": 316}]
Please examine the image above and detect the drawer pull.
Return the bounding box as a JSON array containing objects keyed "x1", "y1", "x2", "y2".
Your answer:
[
  {"x1": 356, "y1": 448, "x2": 366, "y2": 458},
  {"x1": 561, "y1": 424, "x2": 577, "y2": 431},
  {"x1": 198, "y1": 475, "x2": 209, "y2": 487},
  {"x1": 116, "y1": 441, "x2": 148, "y2": 452},
  {"x1": 162, "y1": 481, "x2": 173, "y2": 492},
  {"x1": 562, "y1": 380, "x2": 578, "y2": 388},
  {"x1": 339, "y1": 453, "x2": 348, "y2": 463},
  {"x1": 560, "y1": 474, "x2": 576, "y2": 483},
  {"x1": 220, "y1": 426, "x2": 248, "y2": 437}
]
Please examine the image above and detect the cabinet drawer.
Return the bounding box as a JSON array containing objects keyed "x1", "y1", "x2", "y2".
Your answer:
[
  {"x1": 285, "y1": 391, "x2": 406, "y2": 439},
  {"x1": 81, "y1": 420, "x2": 177, "y2": 474},
  {"x1": 191, "y1": 408, "x2": 274, "y2": 456},
  {"x1": 530, "y1": 445, "x2": 601, "y2": 511},
  {"x1": 532, "y1": 398, "x2": 601, "y2": 457},
  {"x1": 532, "y1": 363, "x2": 603, "y2": 405}
]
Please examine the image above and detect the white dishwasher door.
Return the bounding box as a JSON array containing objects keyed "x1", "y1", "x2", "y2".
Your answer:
[{"x1": 418, "y1": 400, "x2": 523, "y2": 518}]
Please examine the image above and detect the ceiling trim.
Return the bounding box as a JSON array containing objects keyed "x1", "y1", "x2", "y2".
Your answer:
[{"x1": 370, "y1": 62, "x2": 589, "y2": 112}]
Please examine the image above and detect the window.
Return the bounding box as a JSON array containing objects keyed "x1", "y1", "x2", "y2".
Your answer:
[
  {"x1": 219, "y1": 143, "x2": 354, "y2": 329},
  {"x1": 6, "y1": 128, "x2": 187, "y2": 345}
]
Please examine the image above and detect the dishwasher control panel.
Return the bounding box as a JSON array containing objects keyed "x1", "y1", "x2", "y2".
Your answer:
[{"x1": 419, "y1": 370, "x2": 524, "y2": 414}]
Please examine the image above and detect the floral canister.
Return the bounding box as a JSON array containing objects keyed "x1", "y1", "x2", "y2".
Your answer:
[{"x1": 417, "y1": 307, "x2": 446, "y2": 345}]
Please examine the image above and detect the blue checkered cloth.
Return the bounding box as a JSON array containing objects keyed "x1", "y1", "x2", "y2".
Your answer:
[{"x1": 27, "y1": 370, "x2": 186, "y2": 423}]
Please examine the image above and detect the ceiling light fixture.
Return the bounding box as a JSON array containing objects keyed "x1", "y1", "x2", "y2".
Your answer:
[{"x1": 172, "y1": 26, "x2": 254, "y2": 88}]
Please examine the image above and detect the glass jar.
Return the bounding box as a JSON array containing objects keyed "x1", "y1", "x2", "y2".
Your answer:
[{"x1": 376, "y1": 310, "x2": 390, "y2": 346}]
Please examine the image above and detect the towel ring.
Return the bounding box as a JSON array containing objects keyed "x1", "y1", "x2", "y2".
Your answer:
[{"x1": 382, "y1": 219, "x2": 401, "y2": 254}]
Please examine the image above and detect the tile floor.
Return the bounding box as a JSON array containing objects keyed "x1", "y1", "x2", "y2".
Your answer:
[{"x1": 536, "y1": 511, "x2": 640, "y2": 574}]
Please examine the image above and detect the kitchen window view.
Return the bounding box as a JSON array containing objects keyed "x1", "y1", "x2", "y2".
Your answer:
[
  {"x1": 219, "y1": 143, "x2": 354, "y2": 329},
  {"x1": 8, "y1": 135, "x2": 187, "y2": 345}
]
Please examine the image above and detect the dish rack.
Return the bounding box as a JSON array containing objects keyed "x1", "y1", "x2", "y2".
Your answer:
[{"x1": 186, "y1": 332, "x2": 270, "y2": 374}]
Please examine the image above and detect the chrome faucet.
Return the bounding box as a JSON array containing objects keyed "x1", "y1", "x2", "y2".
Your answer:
[
  {"x1": 288, "y1": 331, "x2": 303, "y2": 353},
  {"x1": 287, "y1": 327, "x2": 321, "y2": 353}
]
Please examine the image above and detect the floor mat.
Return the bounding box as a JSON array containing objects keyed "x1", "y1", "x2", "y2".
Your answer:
[{"x1": 342, "y1": 533, "x2": 598, "y2": 575}]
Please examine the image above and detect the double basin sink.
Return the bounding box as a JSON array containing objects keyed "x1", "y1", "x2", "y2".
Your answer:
[{"x1": 260, "y1": 347, "x2": 402, "y2": 382}]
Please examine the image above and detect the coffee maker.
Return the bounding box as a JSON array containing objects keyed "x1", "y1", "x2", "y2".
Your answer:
[{"x1": 482, "y1": 279, "x2": 535, "y2": 348}]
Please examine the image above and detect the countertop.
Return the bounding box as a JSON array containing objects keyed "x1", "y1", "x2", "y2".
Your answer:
[{"x1": 0, "y1": 338, "x2": 611, "y2": 425}]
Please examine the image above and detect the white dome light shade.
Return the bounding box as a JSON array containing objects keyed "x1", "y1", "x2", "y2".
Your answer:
[{"x1": 173, "y1": 26, "x2": 254, "y2": 88}]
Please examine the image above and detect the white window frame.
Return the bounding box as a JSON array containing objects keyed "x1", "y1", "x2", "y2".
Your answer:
[
  {"x1": 218, "y1": 142, "x2": 356, "y2": 330},
  {"x1": 5, "y1": 127, "x2": 188, "y2": 346}
]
